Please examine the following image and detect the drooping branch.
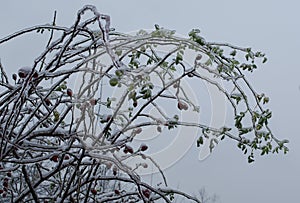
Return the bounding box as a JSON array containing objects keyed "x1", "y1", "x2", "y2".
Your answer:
[{"x1": 0, "y1": 5, "x2": 288, "y2": 203}]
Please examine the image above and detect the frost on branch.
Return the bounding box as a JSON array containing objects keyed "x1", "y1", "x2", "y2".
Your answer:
[{"x1": 0, "y1": 5, "x2": 287, "y2": 202}]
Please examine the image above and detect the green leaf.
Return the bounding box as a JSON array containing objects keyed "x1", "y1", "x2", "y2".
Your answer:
[
  {"x1": 175, "y1": 53, "x2": 183, "y2": 65},
  {"x1": 248, "y1": 154, "x2": 255, "y2": 163},
  {"x1": 109, "y1": 77, "x2": 119, "y2": 87},
  {"x1": 263, "y1": 97, "x2": 269, "y2": 104},
  {"x1": 230, "y1": 50, "x2": 237, "y2": 57},
  {"x1": 262, "y1": 57, "x2": 268, "y2": 63},
  {"x1": 197, "y1": 136, "x2": 204, "y2": 147}
]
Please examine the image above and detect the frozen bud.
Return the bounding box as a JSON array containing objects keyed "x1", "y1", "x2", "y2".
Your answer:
[{"x1": 157, "y1": 126, "x2": 162, "y2": 133}]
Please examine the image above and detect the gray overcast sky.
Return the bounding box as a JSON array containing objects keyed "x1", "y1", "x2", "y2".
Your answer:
[{"x1": 0, "y1": 1, "x2": 299, "y2": 202}]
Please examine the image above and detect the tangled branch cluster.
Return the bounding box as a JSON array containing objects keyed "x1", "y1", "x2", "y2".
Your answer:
[{"x1": 0, "y1": 5, "x2": 288, "y2": 202}]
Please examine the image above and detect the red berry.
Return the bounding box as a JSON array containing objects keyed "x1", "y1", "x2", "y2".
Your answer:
[
  {"x1": 33, "y1": 71, "x2": 38, "y2": 78},
  {"x1": 133, "y1": 101, "x2": 138, "y2": 107},
  {"x1": 89, "y1": 98, "x2": 97, "y2": 106},
  {"x1": 91, "y1": 189, "x2": 97, "y2": 195},
  {"x1": 113, "y1": 166, "x2": 118, "y2": 176},
  {"x1": 12, "y1": 74, "x2": 17, "y2": 81},
  {"x1": 123, "y1": 148, "x2": 128, "y2": 154},
  {"x1": 140, "y1": 144, "x2": 148, "y2": 151},
  {"x1": 114, "y1": 189, "x2": 120, "y2": 195},
  {"x1": 50, "y1": 155, "x2": 59, "y2": 162},
  {"x1": 0, "y1": 189, "x2": 3, "y2": 194},
  {"x1": 6, "y1": 172, "x2": 11, "y2": 177},
  {"x1": 135, "y1": 128, "x2": 142, "y2": 134},
  {"x1": 2, "y1": 193, "x2": 6, "y2": 198},
  {"x1": 3, "y1": 182, "x2": 8, "y2": 188},
  {"x1": 45, "y1": 98, "x2": 52, "y2": 106},
  {"x1": 106, "y1": 162, "x2": 112, "y2": 169},
  {"x1": 177, "y1": 101, "x2": 188, "y2": 110},
  {"x1": 142, "y1": 163, "x2": 148, "y2": 168},
  {"x1": 64, "y1": 155, "x2": 70, "y2": 160},
  {"x1": 66, "y1": 89, "x2": 73, "y2": 97},
  {"x1": 106, "y1": 115, "x2": 112, "y2": 121},
  {"x1": 126, "y1": 145, "x2": 134, "y2": 154},
  {"x1": 188, "y1": 73, "x2": 194, "y2": 77},
  {"x1": 18, "y1": 67, "x2": 37, "y2": 78},
  {"x1": 142, "y1": 189, "x2": 151, "y2": 198}
]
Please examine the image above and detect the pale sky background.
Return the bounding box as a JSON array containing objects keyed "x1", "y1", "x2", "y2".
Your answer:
[{"x1": 0, "y1": 1, "x2": 299, "y2": 202}]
